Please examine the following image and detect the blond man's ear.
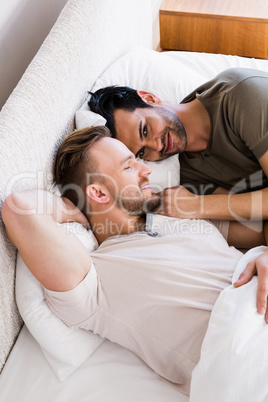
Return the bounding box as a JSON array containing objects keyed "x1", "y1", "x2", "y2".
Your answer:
[{"x1": 86, "y1": 184, "x2": 110, "y2": 204}]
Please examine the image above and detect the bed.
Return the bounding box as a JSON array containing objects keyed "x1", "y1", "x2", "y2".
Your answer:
[{"x1": 1, "y1": 1, "x2": 268, "y2": 401}]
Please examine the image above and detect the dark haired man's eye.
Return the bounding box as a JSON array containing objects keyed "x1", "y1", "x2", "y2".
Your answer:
[{"x1": 138, "y1": 147, "x2": 145, "y2": 158}]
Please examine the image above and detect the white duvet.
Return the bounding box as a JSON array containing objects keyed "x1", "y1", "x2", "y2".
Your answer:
[{"x1": 190, "y1": 246, "x2": 268, "y2": 402}]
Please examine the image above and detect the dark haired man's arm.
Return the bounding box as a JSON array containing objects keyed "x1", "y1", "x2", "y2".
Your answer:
[{"x1": 157, "y1": 184, "x2": 268, "y2": 322}]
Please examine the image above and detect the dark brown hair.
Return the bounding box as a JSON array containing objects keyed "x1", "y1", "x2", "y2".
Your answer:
[{"x1": 88, "y1": 86, "x2": 151, "y2": 137}]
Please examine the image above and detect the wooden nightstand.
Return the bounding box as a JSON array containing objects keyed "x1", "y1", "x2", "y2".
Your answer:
[{"x1": 160, "y1": 0, "x2": 268, "y2": 59}]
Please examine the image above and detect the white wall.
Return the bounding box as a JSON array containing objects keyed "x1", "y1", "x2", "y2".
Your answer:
[
  {"x1": 0, "y1": 0, "x2": 68, "y2": 110},
  {"x1": 151, "y1": 0, "x2": 162, "y2": 19},
  {"x1": 151, "y1": 0, "x2": 163, "y2": 50},
  {"x1": 0, "y1": 0, "x2": 162, "y2": 110}
]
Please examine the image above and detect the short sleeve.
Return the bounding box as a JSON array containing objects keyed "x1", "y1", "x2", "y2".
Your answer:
[
  {"x1": 44, "y1": 259, "x2": 99, "y2": 328},
  {"x1": 228, "y1": 74, "x2": 268, "y2": 159}
]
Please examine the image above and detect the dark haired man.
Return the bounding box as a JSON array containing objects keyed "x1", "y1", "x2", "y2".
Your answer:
[
  {"x1": 88, "y1": 68, "x2": 268, "y2": 213},
  {"x1": 2, "y1": 126, "x2": 267, "y2": 395}
]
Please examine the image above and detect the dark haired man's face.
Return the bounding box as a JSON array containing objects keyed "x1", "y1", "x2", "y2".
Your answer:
[{"x1": 113, "y1": 105, "x2": 187, "y2": 162}]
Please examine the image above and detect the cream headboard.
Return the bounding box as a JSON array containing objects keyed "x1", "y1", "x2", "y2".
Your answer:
[{"x1": 0, "y1": 0, "x2": 153, "y2": 372}]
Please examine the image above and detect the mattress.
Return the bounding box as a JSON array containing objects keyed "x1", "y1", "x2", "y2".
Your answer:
[{"x1": 0, "y1": 325, "x2": 188, "y2": 402}]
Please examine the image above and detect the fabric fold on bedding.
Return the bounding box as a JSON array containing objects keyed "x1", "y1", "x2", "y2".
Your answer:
[{"x1": 190, "y1": 245, "x2": 268, "y2": 402}]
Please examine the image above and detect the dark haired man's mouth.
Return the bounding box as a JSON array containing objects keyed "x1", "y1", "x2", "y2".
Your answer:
[{"x1": 165, "y1": 132, "x2": 173, "y2": 153}]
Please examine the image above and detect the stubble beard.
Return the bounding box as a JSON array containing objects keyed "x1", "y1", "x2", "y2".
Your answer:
[
  {"x1": 158, "y1": 106, "x2": 187, "y2": 159},
  {"x1": 116, "y1": 191, "x2": 161, "y2": 216}
]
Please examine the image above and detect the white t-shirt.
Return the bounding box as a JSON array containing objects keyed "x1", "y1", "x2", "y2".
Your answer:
[{"x1": 45, "y1": 215, "x2": 242, "y2": 395}]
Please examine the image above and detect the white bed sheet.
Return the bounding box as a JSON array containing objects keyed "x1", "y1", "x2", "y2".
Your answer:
[
  {"x1": 190, "y1": 247, "x2": 268, "y2": 402},
  {"x1": 0, "y1": 325, "x2": 188, "y2": 402}
]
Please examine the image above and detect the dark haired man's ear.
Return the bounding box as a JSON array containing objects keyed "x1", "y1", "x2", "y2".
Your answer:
[
  {"x1": 137, "y1": 90, "x2": 162, "y2": 106},
  {"x1": 86, "y1": 184, "x2": 110, "y2": 204}
]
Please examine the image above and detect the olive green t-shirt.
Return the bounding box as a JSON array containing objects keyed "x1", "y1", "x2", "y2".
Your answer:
[{"x1": 179, "y1": 68, "x2": 268, "y2": 194}]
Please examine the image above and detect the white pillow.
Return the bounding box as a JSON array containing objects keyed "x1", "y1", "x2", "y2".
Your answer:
[
  {"x1": 15, "y1": 222, "x2": 103, "y2": 381},
  {"x1": 91, "y1": 47, "x2": 206, "y2": 103},
  {"x1": 75, "y1": 108, "x2": 107, "y2": 131},
  {"x1": 137, "y1": 156, "x2": 180, "y2": 192}
]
